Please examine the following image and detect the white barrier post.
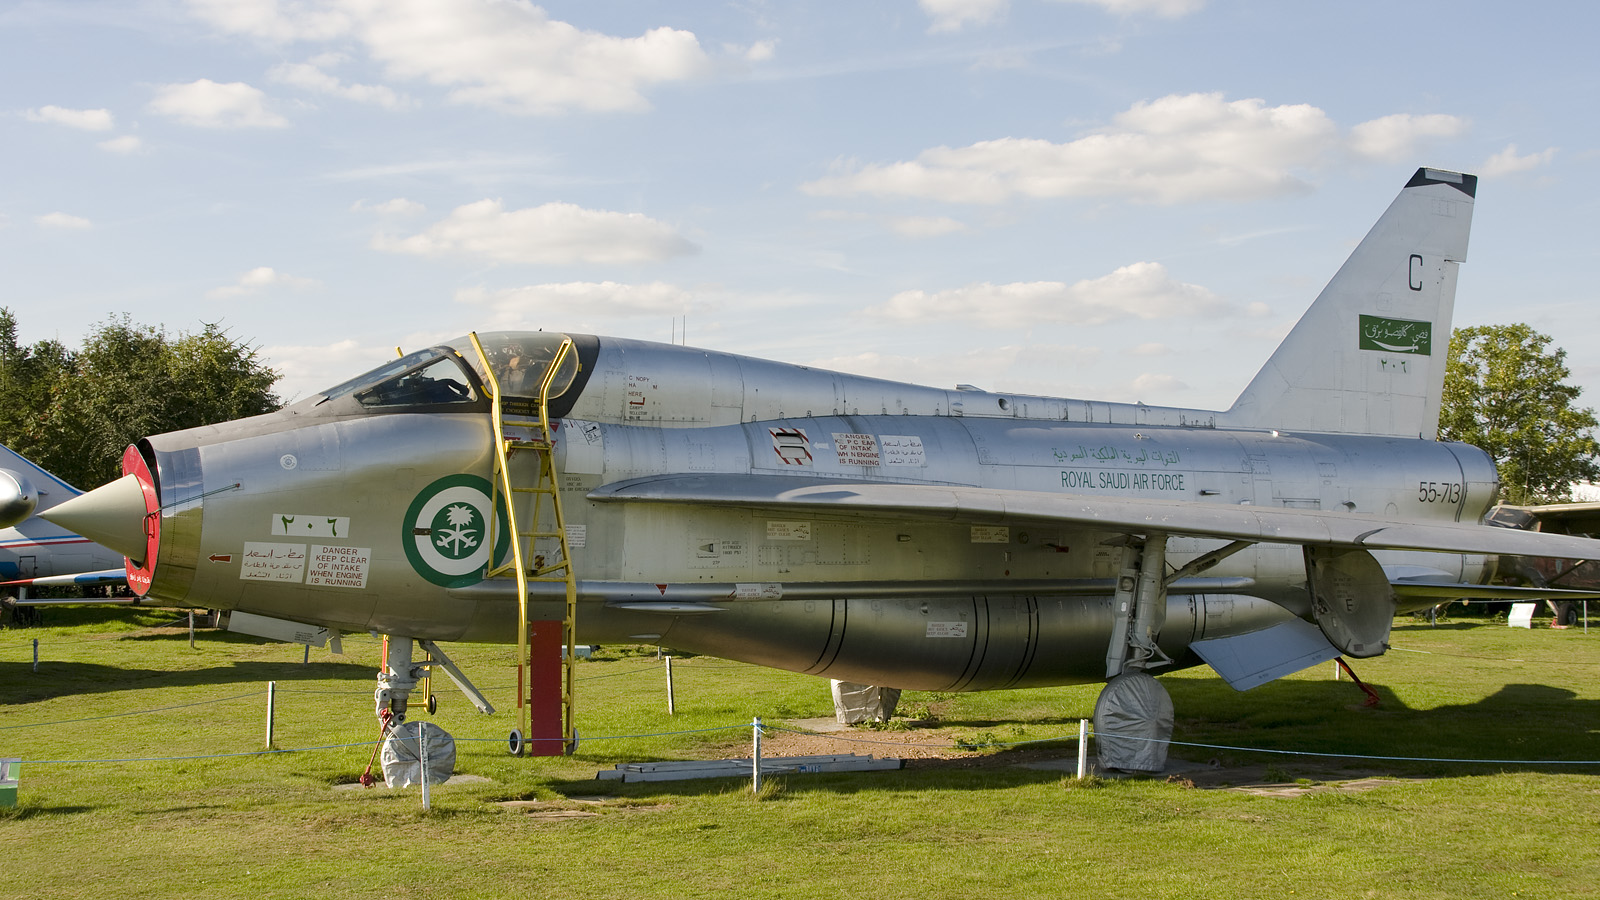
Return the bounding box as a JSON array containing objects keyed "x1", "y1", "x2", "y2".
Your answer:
[
  {"x1": 752, "y1": 716, "x2": 763, "y2": 793},
  {"x1": 188, "y1": 611, "x2": 195, "y2": 649},
  {"x1": 665, "y1": 656, "x2": 676, "y2": 715},
  {"x1": 0, "y1": 758, "x2": 18, "y2": 808},
  {"x1": 1077, "y1": 719, "x2": 1089, "y2": 779},
  {"x1": 420, "y1": 725, "x2": 431, "y2": 811},
  {"x1": 265, "y1": 681, "x2": 276, "y2": 749}
]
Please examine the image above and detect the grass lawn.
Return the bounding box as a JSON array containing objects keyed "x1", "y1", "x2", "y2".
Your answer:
[{"x1": 3, "y1": 606, "x2": 1599, "y2": 899}]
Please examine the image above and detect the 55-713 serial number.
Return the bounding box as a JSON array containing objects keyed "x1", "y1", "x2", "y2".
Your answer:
[{"x1": 1418, "y1": 481, "x2": 1463, "y2": 503}]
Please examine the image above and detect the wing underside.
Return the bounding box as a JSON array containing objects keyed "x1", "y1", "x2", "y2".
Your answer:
[{"x1": 590, "y1": 474, "x2": 1600, "y2": 560}]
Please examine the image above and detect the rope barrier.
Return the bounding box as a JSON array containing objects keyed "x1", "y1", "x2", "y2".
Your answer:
[
  {"x1": 24, "y1": 741, "x2": 379, "y2": 766},
  {"x1": 0, "y1": 691, "x2": 260, "y2": 730},
  {"x1": 13, "y1": 713, "x2": 1600, "y2": 769}
]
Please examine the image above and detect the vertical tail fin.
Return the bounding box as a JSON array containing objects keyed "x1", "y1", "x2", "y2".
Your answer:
[
  {"x1": 1221, "y1": 168, "x2": 1476, "y2": 438},
  {"x1": 0, "y1": 445, "x2": 83, "y2": 528}
]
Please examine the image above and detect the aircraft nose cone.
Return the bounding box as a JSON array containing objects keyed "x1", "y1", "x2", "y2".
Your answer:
[{"x1": 39, "y1": 474, "x2": 149, "y2": 562}]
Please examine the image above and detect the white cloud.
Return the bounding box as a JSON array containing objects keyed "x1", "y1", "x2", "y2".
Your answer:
[
  {"x1": 352, "y1": 197, "x2": 426, "y2": 215},
  {"x1": 1130, "y1": 372, "x2": 1186, "y2": 395},
  {"x1": 804, "y1": 93, "x2": 1338, "y2": 205},
  {"x1": 183, "y1": 0, "x2": 353, "y2": 41},
  {"x1": 25, "y1": 105, "x2": 114, "y2": 131},
  {"x1": 270, "y1": 55, "x2": 408, "y2": 108},
  {"x1": 868, "y1": 261, "x2": 1228, "y2": 327},
  {"x1": 207, "y1": 266, "x2": 320, "y2": 299},
  {"x1": 1348, "y1": 113, "x2": 1467, "y2": 162},
  {"x1": 744, "y1": 40, "x2": 777, "y2": 62},
  {"x1": 98, "y1": 135, "x2": 143, "y2": 154},
  {"x1": 184, "y1": 0, "x2": 709, "y2": 116},
  {"x1": 1480, "y1": 144, "x2": 1557, "y2": 177},
  {"x1": 1059, "y1": 0, "x2": 1204, "y2": 16},
  {"x1": 887, "y1": 215, "x2": 969, "y2": 237},
  {"x1": 149, "y1": 79, "x2": 288, "y2": 128},
  {"x1": 920, "y1": 0, "x2": 1009, "y2": 33},
  {"x1": 37, "y1": 212, "x2": 92, "y2": 229},
  {"x1": 374, "y1": 199, "x2": 698, "y2": 265},
  {"x1": 456, "y1": 281, "x2": 695, "y2": 327}
]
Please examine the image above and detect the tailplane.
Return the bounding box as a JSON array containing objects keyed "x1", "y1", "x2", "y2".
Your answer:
[{"x1": 1221, "y1": 168, "x2": 1476, "y2": 438}]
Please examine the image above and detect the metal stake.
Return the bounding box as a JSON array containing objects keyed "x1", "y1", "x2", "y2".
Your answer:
[
  {"x1": 1077, "y1": 719, "x2": 1089, "y2": 779},
  {"x1": 752, "y1": 716, "x2": 763, "y2": 793},
  {"x1": 265, "y1": 681, "x2": 276, "y2": 749},
  {"x1": 420, "y1": 725, "x2": 431, "y2": 810},
  {"x1": 665, "y1": 656, "x2": 676, "y2": 715}
]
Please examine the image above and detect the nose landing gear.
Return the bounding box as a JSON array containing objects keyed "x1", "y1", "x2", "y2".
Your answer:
[{"x1": 360, "y1": 635, "x2": 496, "y2": 787}]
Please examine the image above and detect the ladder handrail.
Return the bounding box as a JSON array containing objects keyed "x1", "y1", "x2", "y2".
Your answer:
[
  {"x1": 467, "y1": 332, "x2": 579, "y2": 755},
  {"x1": 466, "y1": 333, "x2": 531, "y2": 705},
  {"x1": 535, "y1": 339, "x2": 579, "y2": 752}
]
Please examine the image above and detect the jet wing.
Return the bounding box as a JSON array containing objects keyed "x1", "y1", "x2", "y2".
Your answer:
[
  {"x1": 1, "y1": 567, "x2": 131, "y2": 605},
  {"x1": 0, "y1": 567, "x2": 126, "y2": 589},
  {"x1": 590, "y1": 474, "x2": 1600, "y2": 560}
]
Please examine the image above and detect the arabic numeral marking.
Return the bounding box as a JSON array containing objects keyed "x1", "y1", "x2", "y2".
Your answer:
[{"x1": 1417, "y1": 481, "x2": 1463, "y2": 504}]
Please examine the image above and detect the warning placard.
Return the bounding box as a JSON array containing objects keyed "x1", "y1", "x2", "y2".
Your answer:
[
  {"x1": 832, "y1": 432, "x2": 881, "y2": 466},
  {"x1": 767, "y1": 521, "x2": 812, "y2": 541},
  {"x1": 306, "y1": 544, "x2": 371, "y2": 589},
  {"x1": 241, "y1": 542, "x2": 305, "y2": 583}
]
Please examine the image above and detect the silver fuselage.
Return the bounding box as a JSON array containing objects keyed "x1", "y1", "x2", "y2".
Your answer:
[{"x1": 121, "y1": 334, "x2": 1497, "y2": 691}]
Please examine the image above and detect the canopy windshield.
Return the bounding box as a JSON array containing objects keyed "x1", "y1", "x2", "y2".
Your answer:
[
  {"x1": 448, "y1": 332, "x2": 579, "y2": 402},
  {"x1": 316, "y1": 347, "x2": 478, "y2": 409}
]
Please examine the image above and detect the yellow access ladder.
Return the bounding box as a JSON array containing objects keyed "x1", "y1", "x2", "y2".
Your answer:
[{"x1": 468, "y1": 333, "x2": 579, "y2": 755}]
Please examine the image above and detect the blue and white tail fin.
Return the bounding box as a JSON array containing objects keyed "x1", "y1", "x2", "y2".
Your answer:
[
  {"x1": 1220, "y1": 168, "x2": 1477, "y2": 439},
  {"x1": 0, "y1": 445, "x2": 127, "y2": 590},
  {"x1": 0, "y1": 444, "x2": 83, "y2": 528}
]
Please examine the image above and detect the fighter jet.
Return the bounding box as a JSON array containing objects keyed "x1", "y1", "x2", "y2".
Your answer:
[
  {"x1": 0, "y1": 445, "x2": 126, "y2": 604},
  {"x1": 41, "y1": 168, "x2": 1600, "y2": 767}
]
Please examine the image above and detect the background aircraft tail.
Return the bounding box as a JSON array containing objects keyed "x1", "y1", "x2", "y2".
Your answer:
[
  {"x1": 0, "y1": 444, "x2": 82, "y2": 529},
  {"x1": 1220, "y1": 168, "x2": 1477, "y2": 439}
]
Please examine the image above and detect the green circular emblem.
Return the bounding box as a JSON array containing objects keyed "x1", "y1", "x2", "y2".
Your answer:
[{"x1": 403, "y1": 474, "x2": 511, "y2": 588}]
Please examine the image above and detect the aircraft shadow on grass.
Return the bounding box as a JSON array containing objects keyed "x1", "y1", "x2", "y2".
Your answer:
[
  {"x1": 0, "y1": 658, "x2": 371, "y2": 706},
  {"x1": 1161, "y1": 677, "x2": 1600, "y2": 774}
]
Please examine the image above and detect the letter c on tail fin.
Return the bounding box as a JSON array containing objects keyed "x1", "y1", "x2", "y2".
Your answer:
[{"x1": 1223, "y1": 168, "x2": 1477, "y2": 438}]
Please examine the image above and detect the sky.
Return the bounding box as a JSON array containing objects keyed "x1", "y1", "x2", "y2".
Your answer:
[{"x1": 3, "y1": 0, "x2": 1597, "y2": 412}]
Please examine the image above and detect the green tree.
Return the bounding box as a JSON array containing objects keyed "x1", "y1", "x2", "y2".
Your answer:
[
  {"x1": 2, "y1": 310, "x2": 282, "y2": 487},
  {"x1": 1439, "y1": 323, "x2": 1600, "y2": 505},
  {"x1": 0, "y1": 308, "x2": 73, "y2": 447}
]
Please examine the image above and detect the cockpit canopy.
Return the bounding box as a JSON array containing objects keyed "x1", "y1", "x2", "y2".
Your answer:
[
  {"x1": 446, "y1": 332, "x2": 580, "y2": 404},
  {"x1": 313, "y1": 332, "x2": 580, "y2": 415},
  {"x1": 317, "y1": 347, "x2": 477, "y2": 409}
]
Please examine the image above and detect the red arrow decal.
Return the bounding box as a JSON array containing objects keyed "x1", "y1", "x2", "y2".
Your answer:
[
  {"x1": 656, "y1": 584, "x2": 668, "y2": 595},
  {"x1": 209, "y1": 554, "x2": 233, "y2": 563}
]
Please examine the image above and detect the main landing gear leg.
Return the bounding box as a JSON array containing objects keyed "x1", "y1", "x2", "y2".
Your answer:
[
  {"x1": 1096, "y1": 533, "x2": 1175, "y2": 773},
  {"x1": 1093, "y1": 535, "x2": 1254, "y2": 774}
]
